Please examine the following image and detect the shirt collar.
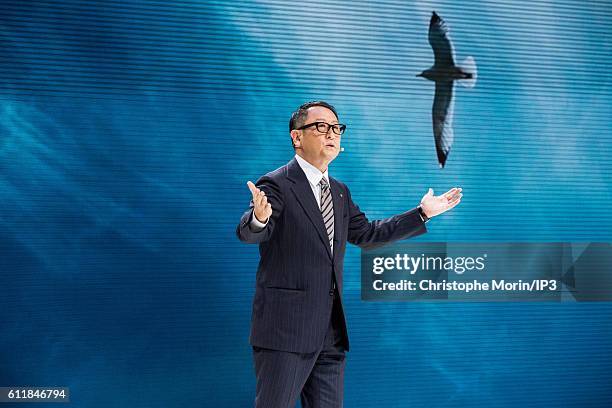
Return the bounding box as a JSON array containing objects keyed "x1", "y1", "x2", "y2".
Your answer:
[{"x1": 294, "y1": 154, "x2": 329, "y2": 188}]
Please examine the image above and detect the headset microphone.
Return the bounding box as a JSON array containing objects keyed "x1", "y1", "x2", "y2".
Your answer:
[{"x1": 340, "y1": 147, "x2": 345, "y2": 152}]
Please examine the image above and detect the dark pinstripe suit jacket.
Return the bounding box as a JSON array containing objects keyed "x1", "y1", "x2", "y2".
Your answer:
[{"x1": 237, "y1": 158, "x2": 427, "y2": 353}]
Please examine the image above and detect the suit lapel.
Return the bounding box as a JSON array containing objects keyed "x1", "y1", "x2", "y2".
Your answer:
[
  {"x1": 329, "y1": 177, "x2": 345, "y2": 263},
  {"x1": 286, "y1": 159, "x2": 332, "y2": 260}
]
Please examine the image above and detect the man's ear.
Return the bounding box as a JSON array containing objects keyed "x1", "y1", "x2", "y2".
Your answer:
[{"x1": 290, "y1": 129, "x2": 301, "y2": 148}]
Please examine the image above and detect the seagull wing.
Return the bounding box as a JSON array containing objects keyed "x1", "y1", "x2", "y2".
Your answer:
[
  {"x1": 428, "y1": 12, "x2": 455, "y2": 67},
  {"x1": 432, "y1": 81, "x2": 455, "y2": 167}
]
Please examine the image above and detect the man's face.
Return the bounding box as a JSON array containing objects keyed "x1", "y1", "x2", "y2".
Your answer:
[{"x1": 292, "y1": 106, "x2": 341, "y2": 168}]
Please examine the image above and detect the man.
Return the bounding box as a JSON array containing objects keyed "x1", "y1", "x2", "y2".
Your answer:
[{"x1": 236, "y1": 101, "x2": 462, "y2": 407}]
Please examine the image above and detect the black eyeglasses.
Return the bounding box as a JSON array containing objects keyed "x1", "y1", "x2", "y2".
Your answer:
[{"x1": 296, "y1": 121, "x2": 347, "y2": 135}]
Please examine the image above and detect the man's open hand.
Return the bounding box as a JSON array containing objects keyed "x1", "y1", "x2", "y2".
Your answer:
[
  {"x1": 420, "y1": 187, "x2": 462, "y2": 218},
  {"x1": 247, "y1": 181, "x2": 272, "y2": 223}
]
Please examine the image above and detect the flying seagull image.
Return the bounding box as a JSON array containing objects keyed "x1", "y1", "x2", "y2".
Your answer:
[{"x1": 418, "y1": 11, "x2": 477, "y2": 168}]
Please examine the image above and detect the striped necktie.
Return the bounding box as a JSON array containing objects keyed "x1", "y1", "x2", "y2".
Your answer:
[{"x1": 319, "y1": 177, "x2": 334, "y2": 253}]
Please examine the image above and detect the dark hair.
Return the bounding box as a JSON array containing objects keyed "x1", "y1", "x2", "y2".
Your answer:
[{"x1": 289, "y1": 100, "x2": 339, "y2": 132}]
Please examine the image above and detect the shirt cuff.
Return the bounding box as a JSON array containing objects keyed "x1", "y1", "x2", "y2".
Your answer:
[
  {"x1": 417, "y1": 206, "x2": 430, "y2": 223},
  {"x1": 250, "y1": 210, "x2": 269, "y2": 231}
]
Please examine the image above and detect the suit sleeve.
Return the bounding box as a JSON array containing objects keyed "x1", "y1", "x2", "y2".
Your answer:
[
  {"x1": 346, "y1": 186, "x2": 427, "y2": 250},
  {"x1": 236, "y1": 175, "x2": 284, "y2": 244}
]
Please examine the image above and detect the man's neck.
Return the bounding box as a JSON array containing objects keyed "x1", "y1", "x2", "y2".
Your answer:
[{"x1": 295, "y1": 152, "x2": 329, "y2": 173}]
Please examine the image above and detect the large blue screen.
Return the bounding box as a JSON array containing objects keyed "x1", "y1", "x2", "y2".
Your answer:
[{"x1": 1, "y1": 1, "x2": 610, "y2": 406}]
